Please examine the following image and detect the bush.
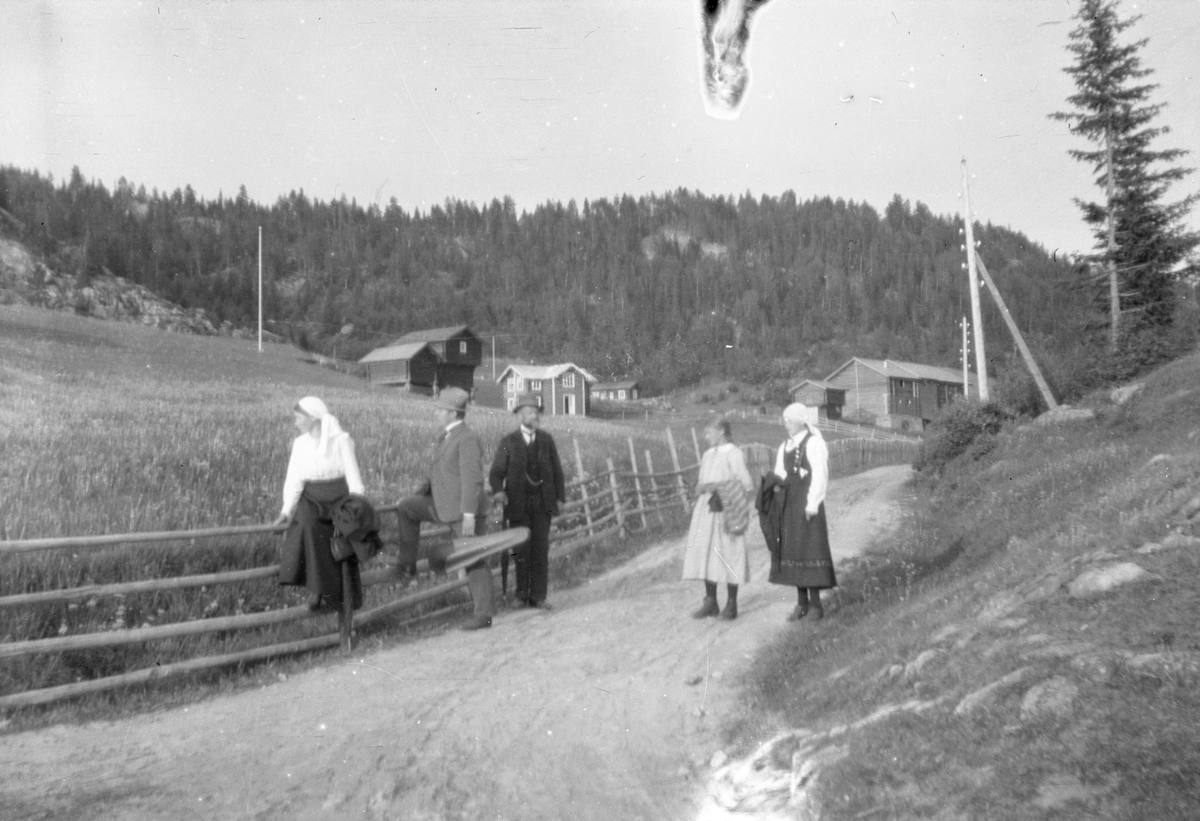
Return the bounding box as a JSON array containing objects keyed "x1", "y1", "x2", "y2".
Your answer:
[{"x1": 913, "y1": 399, "x2": 1012, "y2": 477}]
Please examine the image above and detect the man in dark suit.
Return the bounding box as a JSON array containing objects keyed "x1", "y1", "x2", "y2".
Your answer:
[
  {"x1": 489, "y1": 392, "x2": 566, "y2": 610},
  {"x1": 394, "y1": 386, "x2": 495, "y2": 630}
]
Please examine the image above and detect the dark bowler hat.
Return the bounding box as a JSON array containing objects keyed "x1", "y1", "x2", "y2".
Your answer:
[
  {"x1": 513, "y1": 392, "x2": 543, "y2": 413},
  {"x1": 433, "y1": 386, "x2": 471, "y2": 413}
]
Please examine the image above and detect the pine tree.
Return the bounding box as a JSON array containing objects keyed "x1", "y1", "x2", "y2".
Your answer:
[{"x1": 1050, "y1": 0, "x2": 1198, "y2": 360}]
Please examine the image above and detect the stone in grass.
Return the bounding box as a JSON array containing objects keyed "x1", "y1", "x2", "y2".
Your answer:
[
  {"x1": 977, "y1": 590, "x2": 1024, "y2": 622},
  {"x1": 954, "y1": 666, "x2": 1035, "y2": 717},
  {"x1": 1067, "y1": 562, "x2": 1155, "y2": 599},
  {"x1": 1123, "y1": 652, "x2": 1200, "y2": 687},
  {"x1": 1033, "y1": 774, "x2": 1110, "y2": 810},
  {"x1": 1020, "y1": 676, "x2": 1079, "y2": 724},
  {"x1": 1069, "y1": 651, "x2": 1131, "y2": 685},
  {"x1": 903, "y1": 649, "x2": 943, "y2": 682},
  {"x1": 1162, "y1": 532, "x2": 1200, "y2": 550}
]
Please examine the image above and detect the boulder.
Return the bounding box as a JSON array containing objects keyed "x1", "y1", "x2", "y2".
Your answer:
[
  {"x1": 1067, "y1": 563, "x2": 1155, "y2": 599},
  {"x1": 954, "y1": 667, "x2": 1035, "y2": 716},
  {"x1": 1019, "y1": 676, "x2": 1079, "y2": 723},
  {"x1": 1110, "y1": 382, "x2": 1145, "y2": 404}
]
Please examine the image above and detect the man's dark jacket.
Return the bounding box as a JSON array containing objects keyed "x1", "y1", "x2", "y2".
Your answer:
[{"x1": 488, "y1": 429, "x2": 566, "y2": 524}]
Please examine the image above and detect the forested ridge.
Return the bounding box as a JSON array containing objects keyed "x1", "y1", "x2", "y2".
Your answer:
[{"x1": 0, "y1": 165, "x2": 1081, "y2": 393}]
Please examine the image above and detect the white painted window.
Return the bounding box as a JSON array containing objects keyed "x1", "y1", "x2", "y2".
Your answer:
[
  {"x1": 530, "y1": 380, "x2": 542, "y2": 391},
  {"x1": 562, "y1": 372, "x2": 576, "y2": 388},
  {"x1": 516, "y1": 377, "x2": 525, "y2": 392},
  {"x1": 618, "y1": 389, "x2": 626, "y2": 400},
  {"x1": 506, "y1": 397, "x2": 516, "y2": 410},
  {"x1": 459, "y1": 341, "x2": 468, "y2": 354}
]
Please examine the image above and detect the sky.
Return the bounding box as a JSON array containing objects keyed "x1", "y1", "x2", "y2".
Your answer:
[{"x1": 3, "y1": 0, "x2": 1198, "y2": 257}]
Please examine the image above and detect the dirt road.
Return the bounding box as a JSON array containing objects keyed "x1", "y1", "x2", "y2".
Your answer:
[{"x1": 2, "y1": 465, "x2": 913, "y2": 821}]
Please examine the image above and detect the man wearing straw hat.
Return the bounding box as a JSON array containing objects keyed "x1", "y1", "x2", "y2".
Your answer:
[
  {"x1": 393, "y1": 387, "x2": 496, "y2": 630},
  {"x1": 489, "y1": 392, "x2": 566, "y2": 610}
]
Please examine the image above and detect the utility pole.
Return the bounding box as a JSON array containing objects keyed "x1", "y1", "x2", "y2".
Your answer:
[
  {"x1": 491, "y1": 335, "x2": 496, "y2": 380},
  {"x1": 973, "y1": 254, "x2": 1059, "y2": 410},
  {"x1": 257, "y1": 226, "x2": 263, "y2": 353},
  {"x1": 960, "y1": 160, "x2": 989, "y2": 401},
  {"x1": 959, "y1": 316, "x2": 971, "y2": 399}
]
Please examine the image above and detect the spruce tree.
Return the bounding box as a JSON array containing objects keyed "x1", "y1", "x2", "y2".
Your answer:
[{"x1": 1050, "y1": 0, "x2": 1198, "y2": 362}]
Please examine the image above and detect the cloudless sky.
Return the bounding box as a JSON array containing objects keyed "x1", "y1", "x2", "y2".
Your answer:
[{"x1": 3, "y1": 0, "x2": 1198, "y2": 257}]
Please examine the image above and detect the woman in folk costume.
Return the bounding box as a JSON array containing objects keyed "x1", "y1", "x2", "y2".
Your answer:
[
  {"x1": 760, "y1": 402, "x2": 836, "y2": 621},
  {"x1": 682, "y1": 416, "x2": 754, "y2": 621},
  {"x1": 274, "y1": 396, "x2": 367, "y2": 611}
]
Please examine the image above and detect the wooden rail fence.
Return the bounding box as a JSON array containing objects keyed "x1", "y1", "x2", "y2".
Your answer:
[{"x1": 0, "y1": 429, "x2": 916, "y2": 709}]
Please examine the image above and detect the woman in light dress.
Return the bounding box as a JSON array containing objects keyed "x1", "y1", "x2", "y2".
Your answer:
[
  {"x1": 681, "y1": 416, "x2": 754, "y2": 621},
  {"x1": 273, "y1": 396, "x2": 366, "y2": 611}
]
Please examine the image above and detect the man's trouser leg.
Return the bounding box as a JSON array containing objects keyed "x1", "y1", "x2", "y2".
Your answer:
[{"x1": 395, "y1": 495, "x2": 438, "y2": 575}]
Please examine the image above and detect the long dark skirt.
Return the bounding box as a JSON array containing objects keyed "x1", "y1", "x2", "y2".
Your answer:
[
  {"x1": 767, "y1": 478, "x2": 837, "y2": 590},
  {"x1": 278, "y1": 478, "x2": 363, "y2": 609}
]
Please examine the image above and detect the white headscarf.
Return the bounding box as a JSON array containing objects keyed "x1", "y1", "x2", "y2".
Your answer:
[
  {"x1": 782, "y1": 402, "x2": 810, "y2": 423},
  {"x1": 296, "y1": 396, "x2": 347, "y2": 460}
]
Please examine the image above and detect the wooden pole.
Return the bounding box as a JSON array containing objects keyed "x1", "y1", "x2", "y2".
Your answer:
[
  {"x1": 960, "y1": 159, "x2": 989, "y2": 401},
  {"x1": 340, "y1": 561, "x2": 354, "y2": 653},
  {"x1": 628, "y1": 438, "x2": 648, "y2": 531},
  {"x1": 690, "y1": 427, "x2": 702, "y2": 464},
  {"x1": 665, "y1": 428, "x2": 689, "y2": 509},
  {"x1": 0, "y1": 565, "x2": 278, "y2": 609},
  {"x1": 0, "y1": 523, "x2": 283, "y2": 555},
  {"x1": 960, "y1": 316, "x2": 970, "y2": 399},
  {"x1": 606, "y1": 457, "x2": 625, "y2": 536},
  {"x1": 644, "y1": 449, "x2": 665, "y2": 526},
  {"x1": 257, "y1": 225, "x2": 263, "y2": 353},
  {"x1": 573, "y1": 438, "x2": 595, "y2": 538},
  {"x1": 974, "y1": 253, "x2": 1059, "y2": 410}
]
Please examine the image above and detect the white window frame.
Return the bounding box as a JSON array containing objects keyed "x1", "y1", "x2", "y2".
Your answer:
[
  {"x1": 459, "y1": 341, "x2": 468, "y2": 354},
  {"x1": 562, "y1": 372, "x2": 576, "y2": 389},
  {"x1": 530, "y1": 380, "x2": 542, "y2": 391},
  {"x1": 516, "y1": 376, "x2": 525, "y2": 392},
  {"x1": 506, "y1": 397, "x2": 516, "y2": 410},
  {"x1": 618, "y1": 389, "x2": 626, "y2": 400}
]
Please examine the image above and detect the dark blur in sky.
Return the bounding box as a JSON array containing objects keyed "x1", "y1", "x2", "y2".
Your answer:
[{"x1": 3, "y1": 0, "x2": 1197, "y2": 256}]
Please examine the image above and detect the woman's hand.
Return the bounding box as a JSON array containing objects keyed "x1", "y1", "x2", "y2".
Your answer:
[{"x1": 272, "y1": 513, "x2": 290, "y2": 527}]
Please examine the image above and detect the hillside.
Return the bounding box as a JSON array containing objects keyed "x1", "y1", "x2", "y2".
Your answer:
[{"x1": 1, "y1": 165, "x2": 1084, "y2": 395}]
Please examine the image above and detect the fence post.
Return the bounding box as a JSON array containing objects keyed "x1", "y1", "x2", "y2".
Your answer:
[
  {"x1": 690, "y1": 427, "x2": 702, "y2": 464},
  {"x1": 340, "y1": 563, "x2": 354, "y2": 653},
  {"x1": 606, "y1": 457, "x2": 625, "y2": 536},
  {"x1": 665, "y1": 427, "x2": 689, "y2": 510},
  {"x1": 644, "y1": 449, "x2": 665, "y2": 525},
  {"x1": 573, "y1": 438, "x2": 595, "y2": 538},
  {"x1": 627, "y1": 438, "x2": 648, "y2": 531}
]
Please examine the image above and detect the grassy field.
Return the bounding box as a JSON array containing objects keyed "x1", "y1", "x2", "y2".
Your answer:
[
  {"x1": 725, "y1": 349, "x2": 1200, "y2": 819},
  {"x1": 0, "y1": 305, "x2": 683, "y2": 715}
]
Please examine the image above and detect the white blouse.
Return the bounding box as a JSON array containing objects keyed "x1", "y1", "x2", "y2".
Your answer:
[
  {"x1": 773, "y1": 426, "x2": 829, "y2": 514},
  {"x1": 279, "y1": 432, "x2": 365, "y2": 518}
]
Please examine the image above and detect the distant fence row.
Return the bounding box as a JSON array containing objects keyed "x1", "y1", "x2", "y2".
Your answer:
[{"x1": 0, "y1": 430, "x2": 916, "y2": 710}]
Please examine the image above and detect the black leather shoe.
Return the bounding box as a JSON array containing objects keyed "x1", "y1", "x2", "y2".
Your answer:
[
  {"x1": 692, "y1": 597, "x2": 720, "y2": 619},
  {"x1": 809, "y1": 606, "x2": 824, "y2": 621},
  {"x1": 529, "y1": 601, "x2": 552, "y2": 611},
  {"x1": 460, "y1": 616, "x2": 492, "y2": 631},
  {"x1": 306, "y1": 593, "x2": 323, "y2": 611},
  {"x1": 787, "y1": 605, "x2": 808, "y2": 622},
  {"x1": 718, "y1": 600, "x2": 737, "y2": 621}
]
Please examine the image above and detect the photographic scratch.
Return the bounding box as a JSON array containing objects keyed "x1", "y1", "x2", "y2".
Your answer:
[
  {"x1": 840, "y1": 95, "x2": 854, "y2": 103},
  {"x1": 584, "y1": 26, "x2": 600, "y2": 39}
]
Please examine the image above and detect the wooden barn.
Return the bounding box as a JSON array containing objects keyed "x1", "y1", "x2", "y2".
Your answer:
[
  {"x1": 823, "y1": 357, "x2": 978, "y2": 431},
  {"x1": 359, "y1": 324, "x2": 482, "y2": 393},
  {"x1": 358, "y1": 341, "x2": 439, "y2": 391},
  {"x1": 593, "y1": 380, "x2": 641, "y2": 402},
  {"x1": 788, "y1": 379, "x2": 846, "y2": 420},
  {"x1": 496, "y1": 363, "x2": 597, "y2": 416}
]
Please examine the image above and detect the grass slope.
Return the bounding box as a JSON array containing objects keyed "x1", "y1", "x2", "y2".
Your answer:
[{"x1": 727, "y1": 351, "x2": 1200, "y2": 819}]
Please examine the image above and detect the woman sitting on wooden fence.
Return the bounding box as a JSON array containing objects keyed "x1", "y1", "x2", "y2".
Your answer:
[
  {"x1": 273, "y1": 396, "x2": 370, "y2": 612},
  {"x1": 682, "y1": 415, "x2": 754, "y2": 621}
]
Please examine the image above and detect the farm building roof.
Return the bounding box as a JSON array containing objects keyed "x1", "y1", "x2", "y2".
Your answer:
[
  {"x1": 594, "y1": 380, "x2": 640, "y2": 390},
  {"x1": 358, "y1": 341, "x2": 433, "y2": 364},
  {"x1": 788, "y1": 378, "x2": 840, "y2": 392},
  {"x1": 825, "y1": 357, "x2": 979, "y2": 387},
  {"x1": 395, "y1": 324, "x2": 477, "y2": 343},
  {"x1": 496, "y1": 363, "x2": 599, "y2": 384}
]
